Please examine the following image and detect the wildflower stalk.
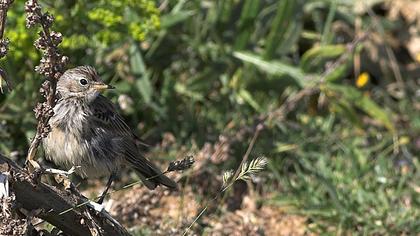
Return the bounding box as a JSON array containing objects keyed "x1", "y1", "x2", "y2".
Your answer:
[
  {"x1": 0, "y1": 0, "x2": 14, "y2": 93},
  {"x1": 24, "y1": 0, "x2": 68, "y2": 165}
]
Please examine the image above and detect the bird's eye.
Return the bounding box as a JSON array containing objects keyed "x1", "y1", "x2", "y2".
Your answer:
[{"x1": 79, "y1": 79, "x2": 88, "y2": 85}]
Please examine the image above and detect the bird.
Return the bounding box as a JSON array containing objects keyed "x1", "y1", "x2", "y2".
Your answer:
[{"x1": 42, "y1": 65, "x2": 177, "y2": 203}]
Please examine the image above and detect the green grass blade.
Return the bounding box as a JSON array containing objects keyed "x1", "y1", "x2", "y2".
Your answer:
[
  {"x1": 234, "y1": 0, "x2": 260, "y2": 50},
  {"x1": 300, "y1": 44, "x2": 347, "y2": 72},
  {"x1": 160, "y1": 10, "x2": 196, "y2": 28},
  {"x1": 321, "y1": 0, "x2": 337, "y2": 45},
  {"x1": 327, "y1": 84, "x2": 396, "y2": 133},
  {"x1": 263, "y1": 0, "x2": 296, "y2": 59},
  {"x1": 233, "y1": 51, "x2": 307, "y2": 86}
]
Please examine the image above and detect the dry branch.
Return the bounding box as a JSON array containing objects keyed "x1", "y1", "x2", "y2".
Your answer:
[{"x1": 0, "y1": 154, "x2": 131, "y2": 236}]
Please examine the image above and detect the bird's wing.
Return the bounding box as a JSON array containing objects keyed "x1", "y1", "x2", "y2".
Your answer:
[
  {"x1": 88, "y1": 94, "x2": 134, "y2": 137},
  {"x1": 88, "y1": 95, "x2": 177, "y2": 190}
]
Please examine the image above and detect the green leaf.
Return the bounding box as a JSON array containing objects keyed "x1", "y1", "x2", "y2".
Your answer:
[
  {"x1": 129, "y1": 43, "x2": 153, "y2": 104},
  {"x1": 321, "y1": 0, "x2": 337, "y2": 45},
  {"x1": 274, "y1": 143, "x2": 298, "y2": 153},
  {"x1": 237, "y1": 89, "x2": 262, "y2": 112},
  {"x1": 174, "y1": 82, "x2": 204, "y2": 101},
  {"x1": 264, "y1": 0, "x2": 298, "y2": 59},
  {"x1": 327, "y1": 84, "x2": 395, "y2": 132},
  {"x1": 333, "y1": 99, "x2": 362, "y2": 128},
  {"x1": 234, "y1": 0, "x2": 260, "y2": 50},
  {"x1": 160, "y1": 10, "x2": 196, "y2": 28},
  {"x1": 325, "y1": 62, "x2": 351, "y2": 82},
  {"x1": 233, "y1": 51, "x2": 307, "y2": 86},
  {"x1": 300, "y1": 44, "x2": 347, "y2": 72}
]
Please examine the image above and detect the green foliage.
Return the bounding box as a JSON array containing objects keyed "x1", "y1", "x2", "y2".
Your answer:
[
  {"x1": 0, "y1": 0, "x2": 161, "y2": 154},
  {"x1": 268, "y1": 114, "x2": 419, "y2": 234}
]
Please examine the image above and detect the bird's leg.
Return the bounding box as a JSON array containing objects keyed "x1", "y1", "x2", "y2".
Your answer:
[{"x1": 97, "y1": 173, "x2": 116, "y2": 204}]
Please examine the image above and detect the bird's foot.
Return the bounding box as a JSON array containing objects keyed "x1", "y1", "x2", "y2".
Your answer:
[
  {"x1": 42, "y1": 166, "x2": 80, "y2": 190},
  {"x1": 43, "y1": 166, "x2": 80, "y2": 177},
  {"x1": 24, "y1": 159, "x2": 45, "y2": 182},
  {"x1": 25, "y1": 159, "x2": 42, "y2": 172}
]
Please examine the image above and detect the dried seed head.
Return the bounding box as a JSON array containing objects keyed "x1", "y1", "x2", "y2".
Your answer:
[
  {"x1": 0, "y1": 0, "x2": 14, "y2": 10},
  {"x1": 45, "y1": 105, "x2": 54, "y2": 117},
  {"x1": 41, "y1": 124, "x2": 51, "y2": 138},
  {"x1": 167, "y1": 156, "x2": 195, "y2": 172},
  {"x1": 39, "y1": 80, "x2": 50, "y2": 97},
  {"x1": 0, "y1": 39, "x2": 9, "y2": 58},
  {"x1": 42, "y1": 12, "x2": 54, "y2": 28},
  {"x1": 60, "y1": 55, "x2": 69, "y2": 64},
  {"x1": 50, "y1": 31, "x2": 62, "y2": 46},
  {"x1": 25, "y1": 0, "x2": 42, "y2": 28},
  {"x1": 33, "y1": 103, "x2": 44, "y2": 119},
  {"x1": 34, "y1": 37, "x2": 47, "y2": 50}
]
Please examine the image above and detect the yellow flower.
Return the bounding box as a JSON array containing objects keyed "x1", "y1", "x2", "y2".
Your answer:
[
  {"x1": 416, "y1": 53, "x2": 420, "y2": 63},
  {"x1": 398, "y1": 136, "x2": 410, "y2": 145},
  {"x1": 356, "y1": 72, "x2": 369, "y2": 88}
]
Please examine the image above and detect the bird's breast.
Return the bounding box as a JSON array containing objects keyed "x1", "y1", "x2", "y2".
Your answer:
[{"x1": 43, "y1": 99, "x2": 120, "y2": 178}]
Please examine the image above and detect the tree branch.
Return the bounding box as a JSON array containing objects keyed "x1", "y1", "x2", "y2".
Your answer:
[{"x1": 0, "y1": 154, "x2": 131, "y2": 236}]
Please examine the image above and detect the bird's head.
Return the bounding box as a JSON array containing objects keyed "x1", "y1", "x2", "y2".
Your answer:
[{"x1": 57, "y1": 66, "x2": 114, "y2": 100}]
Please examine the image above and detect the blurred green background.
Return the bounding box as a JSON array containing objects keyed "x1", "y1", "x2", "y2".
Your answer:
[{"x1": 0, "y1": 0, "x2": 419, "y2": 235}]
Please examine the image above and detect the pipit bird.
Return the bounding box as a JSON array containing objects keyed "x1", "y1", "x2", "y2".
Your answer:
[{"x1": 43, "y1": 66, "x2": 177, "y2": 203}]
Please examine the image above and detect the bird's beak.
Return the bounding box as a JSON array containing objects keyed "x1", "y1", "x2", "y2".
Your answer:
[{"x1": 92, "y1": 82, "x2": 114, "y2": 91}]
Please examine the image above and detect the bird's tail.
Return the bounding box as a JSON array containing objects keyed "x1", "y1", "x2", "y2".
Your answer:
[{"x1": 129, "y1": 156, "x2": 177, "y2": 190}]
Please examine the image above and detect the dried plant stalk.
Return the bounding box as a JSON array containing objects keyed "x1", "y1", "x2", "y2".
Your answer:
[
  {"x1": 0, "y1": 0, "x2": 14, "y2": 93},
  {"x1": 25, "y1": 0, "x2": 68, "y2": 163}
]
